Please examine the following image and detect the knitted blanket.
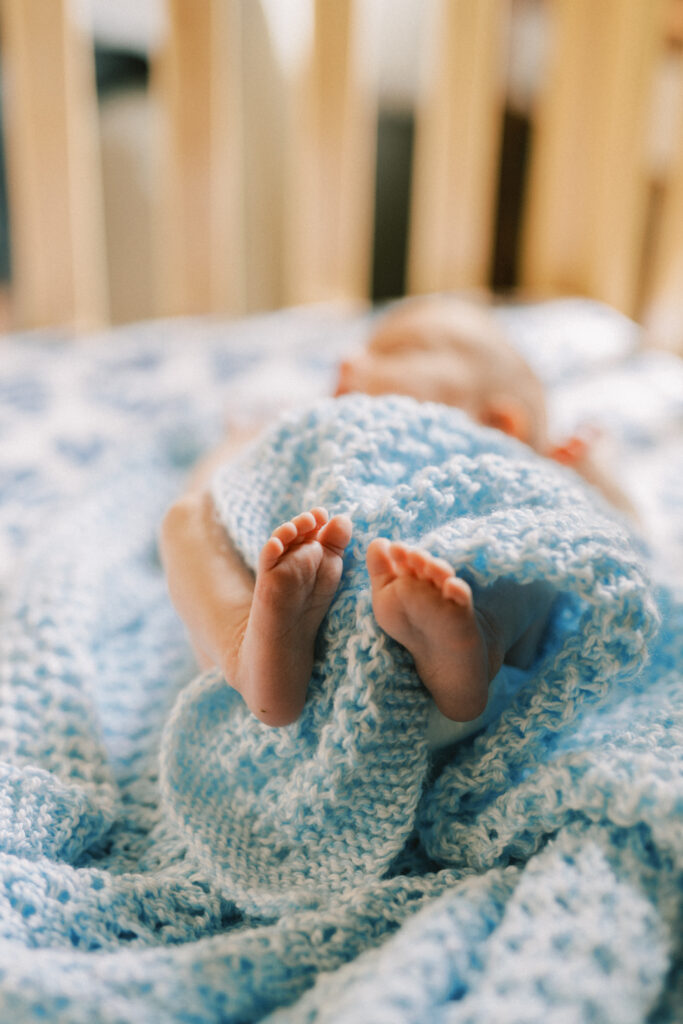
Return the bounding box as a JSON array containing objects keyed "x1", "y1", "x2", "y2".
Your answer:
[{"x1": 2, "y1": 365, "x2": 682, "y2": 1021}]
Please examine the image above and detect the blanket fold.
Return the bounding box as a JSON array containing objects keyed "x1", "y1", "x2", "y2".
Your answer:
[
  {"x1": 156, "y1": 395, "x2": 659, "y2": 916},
  {"x1": 1, "y1": 369, "x2": 681, "y2": 1022}
]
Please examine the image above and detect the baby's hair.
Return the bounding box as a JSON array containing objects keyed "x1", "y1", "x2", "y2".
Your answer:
[{"x1": 370, "y1": 296, "x2": 549, "y2": 451}]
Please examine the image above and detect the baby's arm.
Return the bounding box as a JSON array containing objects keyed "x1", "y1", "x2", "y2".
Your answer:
[{"x1": 550, "y1": 434, "x2": 637, "y2": 521}]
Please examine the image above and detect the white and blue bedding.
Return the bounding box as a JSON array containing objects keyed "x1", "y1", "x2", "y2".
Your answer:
[{"x1": 0, "y1": 300, "x2": 682, "y2": 1022}]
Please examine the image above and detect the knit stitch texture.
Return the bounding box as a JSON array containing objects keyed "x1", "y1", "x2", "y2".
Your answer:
[
  {"x1": 189, "y1": 394, "x2": 659, "y2": 918},
  {"x1": 2, "y1": 386, "x2": 682, "y2": 1023}
]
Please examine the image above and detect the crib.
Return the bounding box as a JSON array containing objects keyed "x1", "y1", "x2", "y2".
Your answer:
[
  {"x1": 0, "y1": 4, "x2": 682, "y2": 1023},
  {"x1": 1, "y1": 0, "x2": 683, "y2": 342}
]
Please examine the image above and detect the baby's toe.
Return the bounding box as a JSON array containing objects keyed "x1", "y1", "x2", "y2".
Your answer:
[
  {"x1": 259, "y1": 535, "x2": 286, "y2": 571},
  {"x1": 424, "y1": 556, "x2": 454, "y2": 588},
  {"x1": 366, "y1": 538, "x2": 395, "y2": 583},
  {"x1": 272, "y1": 520, "x2": 299, "y2": 547},
  {"x1": 404, "y1": 548, "x2": 430, "y2": 578},
  {"x1": 442, "y1": 575, "x2": 472, "y2": 608},
  {"x1": 310, "y1": 507, "x2": 329, "y2": 528},
  {"x1": 388, "y1": 541, "x2": 411, "y2": 571},
  {"x1": 319, "y1": 514, "x2": 352, "y2": 555},
  {"x1": 291, "y1": 511, "x2": 318, "y2": 537}
]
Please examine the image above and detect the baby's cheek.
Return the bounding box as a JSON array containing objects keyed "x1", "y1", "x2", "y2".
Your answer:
[{"x1": 334, "y1": 355, "x2": 399, "y2": 398}]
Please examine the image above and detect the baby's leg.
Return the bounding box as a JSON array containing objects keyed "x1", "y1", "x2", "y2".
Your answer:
[
  {"x1": 160, "y1": 492, "x2": 351, "y2": 726},
  {"x1": 366, "y1": 539, "x2": 554, "y2": 721},
  {"x1": 235, "y1": 508, "x2": 352, "y2": 726}
]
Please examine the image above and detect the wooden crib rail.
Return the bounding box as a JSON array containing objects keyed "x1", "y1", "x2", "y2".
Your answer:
[
  {"x1": 520, "y1": 0, "x2": 665, "y2": 317},
  {"x1": 153, "y1": 0, "x2": 246, "y2": 317},
  {"x1": 153, "y1": 0, "x2": 377, "y2": 315},
  {"x1": 0, "y1": 0, "x2": 681, "y2": 341},
  {"x1": 281, "y1": 0, "x2": 377, "y2": 307},
  {"x1": 645, "y1": 51, "x2": 683, "y2": 349},
  {"x1": 408, "y1": 0, "x2": 508, "y2": 297},
  {"x1": 0, "y1": 0, "x2": 108, "y2": 331}
]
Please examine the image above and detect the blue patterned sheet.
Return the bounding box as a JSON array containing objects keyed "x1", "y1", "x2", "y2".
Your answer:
[{"x1": 0, "y1": 301, "x2": 681, "y2": 1023}]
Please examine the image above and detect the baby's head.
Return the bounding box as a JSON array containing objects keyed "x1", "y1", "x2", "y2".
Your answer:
[{"x1": 336, "y1": 297, "x2": 548, "y2": 452}]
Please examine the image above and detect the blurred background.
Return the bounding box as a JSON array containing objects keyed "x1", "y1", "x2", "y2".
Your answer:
[{"x1": 0, "y1": 0, "x2": 682, "y2": 350}]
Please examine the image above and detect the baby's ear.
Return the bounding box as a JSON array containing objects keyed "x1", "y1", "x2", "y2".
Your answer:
[
  {"x1": 480, "y1": 397, "x2": 531, "y2": 442},
  {"x1": 334, "y1": 359, "x2": 355, "y2": 396}
]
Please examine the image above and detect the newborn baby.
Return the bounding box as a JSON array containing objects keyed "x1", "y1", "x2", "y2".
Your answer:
[{"x1": 160, "y1": 296, "x2": 630, "y2": 728}]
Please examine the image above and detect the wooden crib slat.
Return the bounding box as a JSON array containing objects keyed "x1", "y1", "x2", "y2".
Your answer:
[
  {"x1": 407, "y1": 0, "x2": 508, "y2": 296},
  {"x1": 153, "y1": 0, "x2": 246, "y2": 317},
  {"x1": 521, "y1": 0, "x2": 665, "y2": 316},
  {"x1": 645, "y1": 59, "x2": 683, "y2": 350},
  {"x1": 0, "y1": 0, "x2": 108, "y2": 330},
  {"x1": 283, "y1": 0, "x2": 377, "y2": 306}
]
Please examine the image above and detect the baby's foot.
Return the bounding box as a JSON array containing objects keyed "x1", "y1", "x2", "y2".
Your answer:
[
  {"x1": 234, "y1": 508, "x2": 352, "y2": 726},
  {"x1": 366, "y1": 539, "x2": 503, "y2": 721}
]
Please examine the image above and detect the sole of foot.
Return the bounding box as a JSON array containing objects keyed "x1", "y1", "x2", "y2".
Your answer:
[
  {"x1": 366, "y1": 538, "x2": 492, "y2": 721},
  {"x1": 236, "y1": 507, "x2": 353, "y2": 726}
]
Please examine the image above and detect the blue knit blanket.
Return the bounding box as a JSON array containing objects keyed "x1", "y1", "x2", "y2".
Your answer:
[
  {"x1": 193, "y1": 394, "x2": 658, "y2": 913},
  {"x1": 1, "y1": 324, "x2": 682, "y2": 1023}
]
